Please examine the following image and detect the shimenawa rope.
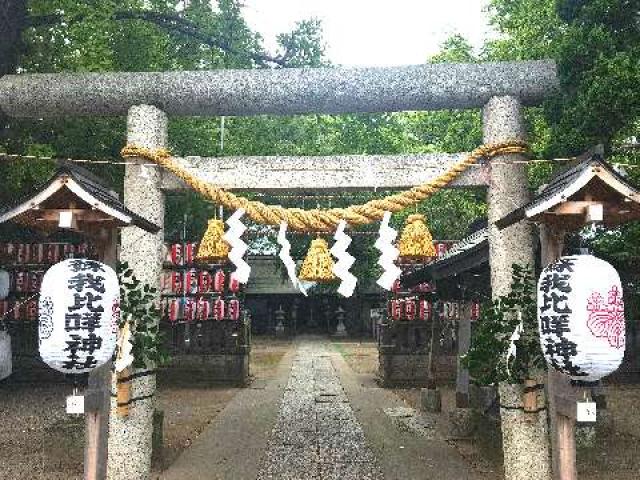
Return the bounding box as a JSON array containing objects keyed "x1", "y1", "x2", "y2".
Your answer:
[{"x1": 121, "y1": 141, "x2": 528, "y2": 232}]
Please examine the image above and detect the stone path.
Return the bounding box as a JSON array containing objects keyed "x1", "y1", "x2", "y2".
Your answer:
[
  {"x1": 256, "y1": 342, "x2": 383, "y2": 480},
  {"x1": 161, "y1": 338, "x2": 485, "y2": 480}
]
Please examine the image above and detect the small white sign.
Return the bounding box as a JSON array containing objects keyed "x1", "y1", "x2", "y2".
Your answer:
[
  {"x1": 577, "y1": 401, "x2": 597, "y2": 423},
  {"x1": 66, "y1": 394, "x2": 85, "y2": 415}
]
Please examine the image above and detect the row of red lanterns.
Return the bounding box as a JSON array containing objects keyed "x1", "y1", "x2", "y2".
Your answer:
[
  {"x1": 0, "y1": 242, "x2": 93, "y2": 264},
  {"x1": 168, "y1": 243, "x2": 200, "y2": 266},
  {"x1": 161, "y1": 269, "x2": 240, "y2": 295},
  {"x1": 0, "y1": 299, "x2": 38, "y2": 321},
  {"x1": 387, "y1": 299, "x2": 482, "y2": 322},
  {"x1": 388, "y1": 299, "x2": 433, "y2": 321},
  {"x1": 163, "y1": 297, "x2": 241, "y2": 322}
]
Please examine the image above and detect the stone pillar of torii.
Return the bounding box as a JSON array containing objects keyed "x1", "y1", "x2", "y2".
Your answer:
[{"x1": 0, "y1": 60, "x2": 559, "y2": 480}]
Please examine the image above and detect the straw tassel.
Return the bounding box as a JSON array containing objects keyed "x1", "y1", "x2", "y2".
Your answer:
[
  {"x1": 196, "y1": 219, "x2": 230, "y2": 263},
  {"x1": 398, "y1": 214, "x2": 436, "y2": 261},
  {"x1": 299, "y1": 238, "x2": 336, "y2": 283}
]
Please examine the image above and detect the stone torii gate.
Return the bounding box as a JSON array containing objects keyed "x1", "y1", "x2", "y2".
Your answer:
[{"x1": 0, "y1": 60, "x2": 557, "y2": 480}]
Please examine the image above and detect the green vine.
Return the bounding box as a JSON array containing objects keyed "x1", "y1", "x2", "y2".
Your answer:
[
  {"x1": 463, "y1": 264, "x2": 545, "y2": 385},
  {"x1": 117, "y1": 261, "x2": 170, "y2": 369}
]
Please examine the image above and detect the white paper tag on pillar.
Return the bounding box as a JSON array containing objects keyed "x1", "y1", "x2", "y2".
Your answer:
[
  {"x1": 576, "y1": 401, "x2": 597, "y2": 423},
  {"x1": 66, "y1": 394, "x2": 85, "y2": 415}
]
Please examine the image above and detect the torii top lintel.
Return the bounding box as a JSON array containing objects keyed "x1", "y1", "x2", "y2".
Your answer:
[{"x1": 0, "y1": 60, "x2": 557, "y2": 118}]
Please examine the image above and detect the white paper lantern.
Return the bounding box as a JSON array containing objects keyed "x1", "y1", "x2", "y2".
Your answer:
[
  {"x1": 0, "y1": 270, "x2": 9, "y2": 300},
  {"x1": 537, "y1": 255, "x2": 625, "y2": 382},
  {"x1": 39, "y1": 259, "x2": 119, "y2": 374}
]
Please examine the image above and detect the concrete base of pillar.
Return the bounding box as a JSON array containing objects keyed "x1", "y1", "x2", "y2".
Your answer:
[
  {"x1": 498, "y1": 383, "x2": 552, "y2": 480},
  {"x1": 448, "y1": 408, "x2": 476, "y2": 438}
]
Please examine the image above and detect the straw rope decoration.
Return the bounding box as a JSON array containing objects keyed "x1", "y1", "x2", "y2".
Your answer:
[{"x1": 121, "y1": 141, "x2": 528, "y2": 232}]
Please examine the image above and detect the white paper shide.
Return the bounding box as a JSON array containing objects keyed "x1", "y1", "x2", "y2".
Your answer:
[{"x1": 39, "y1": 259, "x2": 119, "y2": 374}]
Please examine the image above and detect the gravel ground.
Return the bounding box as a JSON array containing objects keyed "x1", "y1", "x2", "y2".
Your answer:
[
  {"x1": 0, "y1": 381, "x2": 85, "y2": 480},
  {"x1": 332, "y1": 339, "x2": 640, "y2": 480},
  {"x1": 0, "y1": 337, "x2": 295, "y2": 480}
]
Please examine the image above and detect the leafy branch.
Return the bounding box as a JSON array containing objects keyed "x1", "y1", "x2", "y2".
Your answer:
[
  {"x1": 117, "y1": 261, "x2": 169, "y2": 369},
  {"x1": 27, "y1": 9, "x2": 287, "y2": 66},
  {"x1": 463, "y1": 264, "x2": 545, "y2": 385}
]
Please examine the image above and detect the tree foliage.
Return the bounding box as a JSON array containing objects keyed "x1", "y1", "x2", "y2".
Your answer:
[{"x1": 464, "y1": 264, "x2": 545, "y2": 384}]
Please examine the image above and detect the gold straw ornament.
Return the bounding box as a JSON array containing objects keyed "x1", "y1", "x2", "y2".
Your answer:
[
  {"x1": 196, "y1": 219, "x2": 230, "y2": 263},
  {"x1": 398, "y1": 214, "x2": 436, "y2": 261},
  {"x1": 298, "y1": 238, "x2": 336, "y2": 282}
]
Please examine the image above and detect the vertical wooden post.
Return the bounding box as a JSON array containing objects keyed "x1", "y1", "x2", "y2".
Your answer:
[
  {"x1": 84, "y1": 227, "x2": 117, "y2": 480},
  {"x1": 85, "y1": 362, "x2": 111, "y2": 480},
  {"x1": 540, "y1": 224, "x2": 577, "y2": 480},
  {"x1": 426, "y1": 305, "x2": 440, "y2": 389},
  {"x1": 456, "y1": 301, "x2": 471, "y2": 408}
]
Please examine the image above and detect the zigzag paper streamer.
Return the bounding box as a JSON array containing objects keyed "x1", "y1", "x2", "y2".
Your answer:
[
  {"x1": 223, "y1": 209, "x2": 251, "y2": 283},
  {"x1": 375, "y1": 211, "x2": 402, "y2": 290},
  {"x1": 505, "y1": 312, "x2": 524, "y2": 376},
  {"x1": 277, "y1": 222, "x2": 308, "y2": 296},
  {"x1": 114, "y1": 316, "x2": 135, "y2": 373},
  {"x1": 330, "y1": 220, "x2": 357, "y2": 297}
]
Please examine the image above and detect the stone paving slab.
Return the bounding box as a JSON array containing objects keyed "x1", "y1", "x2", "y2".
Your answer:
[{"x1": 256, "y1": 342, "x2": 383, "y2": 480}]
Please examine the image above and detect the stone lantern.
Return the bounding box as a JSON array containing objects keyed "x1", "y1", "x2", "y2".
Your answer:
[
  {"x1": 274, "y1": 305, "x2": 286, "y2": 338},
  {"x1": 333, "y1": 305, "x2": 347, "y2": 337}
]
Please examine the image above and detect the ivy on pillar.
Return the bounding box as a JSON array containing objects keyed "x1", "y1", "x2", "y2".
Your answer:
[
  {"x1": 484, "y1": 96, "x2": 552, "y2": 480},
  {"x1": 107, "y1": 105, "x2": 167, "y2": 480}
]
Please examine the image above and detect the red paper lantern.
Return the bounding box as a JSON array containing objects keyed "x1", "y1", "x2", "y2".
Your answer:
[
  {"x1": 419, "y1": 300, "x2": 431, "y2": 321},
  {"x1": 197, "y1": 297, "x2": 211, "y2": 321},
  {"x1": 228, "y1": 274, "x2": 240, "y2": 293},
  {"x1": 63, "y1": 244, "x2": 75, "y2": 259},
  {"x1": 29, "y1": 271, "x2": 43, "y2": 293},
  {"x1": 170, "y1": 244, "x2": 183, "y2": 265},
  {"x1": 390, "y1": 299, "x2": 402, "y2": 321},
  {"x1": 405, "y1": 299, "x2": 417, "y2": 321},
  {"x1": 44, "y1": 244, "x2": 60, "y2": 264},
  {"x1": 14, "y1": 272, "x2": 27, "y2": 293},
  {"x1": 31, "y1": 244, "x2": 44, "y2": 264},
  {"x1": 168, "y1": 299, "x2": 180, "y2": 323},
  {"x1": 198, "y1": 271, "x2": 212, "y2": 293},
  {"x1": 213, "y1": 298, "x2": 225, "y2": 321},
  {"x1": 184, "y1": 243, "x2": 196, "y2": 264},
  {"x1": 171, "y1": 271, "x2": 183, "y2": 294},
  {"x1": 76, "y1": 243, "x2": 89, "y2": 257},
  {"x1": 26, "y1": 300, "x2": 38, "y2": 321},
  {"x1": 228, "y1": 298, "x2": 240, "y2": 321},
  {"x1": 213, "y1": 270, "x2": 226, "y2": 293},
  {"x1": 183, "y1": 298, "x2": 196, "y2": 322},
  {"x1": 471, "y1": 302, "x2": 481, "y2": 321}
]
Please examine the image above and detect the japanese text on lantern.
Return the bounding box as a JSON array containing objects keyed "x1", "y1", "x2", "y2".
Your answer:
[
  {"x1": 538, "y1": 258, "x2": 585, "y2": 377},
  {"x1": 63, "y1": 260, "x2": 106, "y2": 371}
]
